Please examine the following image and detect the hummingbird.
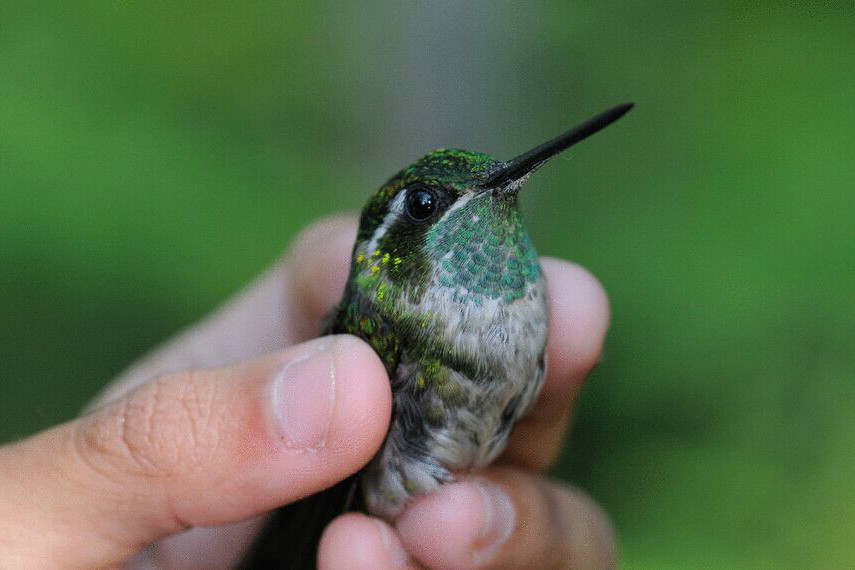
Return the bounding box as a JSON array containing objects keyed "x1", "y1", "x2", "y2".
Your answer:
[{"x1": 238, "y1": 103, "x2": 633, "y2": 569}]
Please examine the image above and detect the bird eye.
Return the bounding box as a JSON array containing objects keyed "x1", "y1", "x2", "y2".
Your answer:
[{"x1": 405, "y1": 187, "x2": 438, "y2": 222}]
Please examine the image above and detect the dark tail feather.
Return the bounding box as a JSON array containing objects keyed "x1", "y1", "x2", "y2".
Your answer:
[{"x1": 235, "y1": 474, "x2": 362, "y2": 570}]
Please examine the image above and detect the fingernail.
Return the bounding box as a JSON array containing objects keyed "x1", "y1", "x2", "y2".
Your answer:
[
  {"x1": 269, "y1": 337, "x2": 336, "y2": 450},
  {"x1": 472, "y1": 479, "x2": 516, "y2": 565},
  {"x1": 374, "y1": 519, "x2": 410, "y2": 567}
]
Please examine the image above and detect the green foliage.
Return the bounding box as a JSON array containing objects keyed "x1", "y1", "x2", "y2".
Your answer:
[{"x1": 1, "y1": 1, "x2": 853, "y2": 567}]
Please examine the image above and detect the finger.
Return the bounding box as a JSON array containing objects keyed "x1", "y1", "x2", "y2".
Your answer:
[
  {"x1": 395, "y1": 467, "x2": 615, "y2": 570},
  {"x1": 0, "y1": 335, "x2": 390, "y2": 570},
  {"x1": 93, "y1": 214, "x2": 359, "y2": 408},
  {"x1": 500, "y1": 258, "x2": 611, "y2": 470},
  {"x1": 318, "y1": 513, "x2": 422, "y2": 570},
  {"x1": 289, "y1": 214, "x2": 359, "y2": 340},
  {"x1": 101, "y1": 216, "x2": 361, "y2": 568},
  {"x1": 127, "y1": 518, "x2": 266, "y2": 570}
]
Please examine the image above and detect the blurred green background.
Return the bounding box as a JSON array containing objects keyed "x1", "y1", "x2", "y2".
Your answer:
[{"x1": 2, "y1": 2, "x2": 853, "y2": 568}]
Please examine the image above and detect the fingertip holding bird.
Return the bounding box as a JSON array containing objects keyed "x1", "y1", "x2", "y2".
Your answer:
[
  {"x1": 541, "y1": 258, "x2": 611, "y2": 385},
  {"x1": 318, "y1": 514, "x2": 412, "y2": 570},
  {"x1": 528, "y1": 258, "x2": 610, "y2": 428},
  {"x1": 265, "y1": 334, "x2": 392, "y2": 478},
  {"x1": 395, "y1": 479, "x2": 516, "y2": 569},
  {"x1": 399, "y1": 469, "x2": 617, "y2": 570}
]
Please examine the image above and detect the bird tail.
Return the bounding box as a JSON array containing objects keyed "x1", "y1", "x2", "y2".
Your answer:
[{"x1": 235, "y1": 474, "x2": 362, "y2": 569}]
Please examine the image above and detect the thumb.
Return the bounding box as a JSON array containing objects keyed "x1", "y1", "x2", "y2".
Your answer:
[{"x1": 0, "y1": 335, "x2": 390, "y2": 570}]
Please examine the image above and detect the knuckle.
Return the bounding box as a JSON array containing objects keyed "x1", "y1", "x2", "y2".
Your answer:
[
  {"x1": 290, "y1": 215, "x2": 358, "y2": 258},
  {"x1": 75, "y1": 370, "x2": 223, "y2": 481},
  {"x1": 287, "y1": 215, "x2": 356, "y2": 287},
  {"x1": 288, "y1": 216, "x2": 358, "y2": 331}
]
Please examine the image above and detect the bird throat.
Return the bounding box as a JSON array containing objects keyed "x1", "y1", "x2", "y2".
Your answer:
[{"x1": 425, "y1": 193, "x2": 540, "y2": 305}]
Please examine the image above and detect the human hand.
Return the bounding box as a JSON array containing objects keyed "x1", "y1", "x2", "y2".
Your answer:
[{"x1": 0, "y1": 216, "x2": 615, "y2": 569}]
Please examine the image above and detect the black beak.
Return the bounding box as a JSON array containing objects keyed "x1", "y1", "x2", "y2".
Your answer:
[{"x1": 481, "y1": 103, "x2": 634, "y2": 189}]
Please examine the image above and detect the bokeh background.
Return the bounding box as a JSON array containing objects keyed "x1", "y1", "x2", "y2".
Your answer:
[{"x1": 2, "y1": 2, "x2": 853, "y2": 568}]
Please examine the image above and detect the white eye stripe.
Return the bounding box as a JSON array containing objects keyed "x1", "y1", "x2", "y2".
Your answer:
[
  {"x1": 365, "y1": 189, "x2": 407, "y2": 254},
  {"x1": 435, "y1": 190, "x2": 475, "y2": 224}
]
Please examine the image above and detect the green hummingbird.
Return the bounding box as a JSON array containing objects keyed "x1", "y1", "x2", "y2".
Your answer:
[{"x1": 239, "y1": 103, "x2": 633, "y2": 569}]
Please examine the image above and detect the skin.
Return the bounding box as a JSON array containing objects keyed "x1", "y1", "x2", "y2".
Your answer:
[{"x1": 0, "y1": 216, "x2": 615, "y2": 569}]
